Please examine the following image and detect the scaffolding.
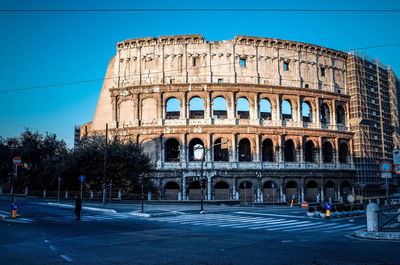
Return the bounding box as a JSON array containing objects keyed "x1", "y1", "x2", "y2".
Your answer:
[{"x1": 347, "y1": 51, "x2": 399, "y2": 196}]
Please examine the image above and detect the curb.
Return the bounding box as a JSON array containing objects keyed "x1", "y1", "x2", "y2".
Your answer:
[
  {"x1": 45, "y1": 203, "x2": 117, "y2": 214},
  {"x1": 353, "y1": 229, "x2": 400, "y2": 240}
]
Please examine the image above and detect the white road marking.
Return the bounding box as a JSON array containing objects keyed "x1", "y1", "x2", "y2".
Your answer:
[
  {"x1": 44, "y1": 240, "x2": 50, "y2": 243},
  {"x1": 247, "y1": 220, "x2": 300, "y2": 229},
  {"x1": 266, "y1": 221, "x2": 313, "y2": 231},
  {"x1": 49, "y1": 245, "x2": 56, "y2": 251},
  {"x1": 282, "y1": 223, "x2": 338, "y2": 232},
  {"x1": 281, "y1": 240, "x2": 293, "y2": 243},
  {"x1": 234, "y1": 211, "x2": 305, "y2": 219},
  {"x1": 339, "y1": 224, "x2": 366, "y2": 231},
  {"x1": 322, "y1": 223, "x2": 356, "y2": 232},
  {"x1": 60, "y1": 255, "x2": 73, "y2": 262},
  {"x1": 220, "y1": 219, "x2": 288, "y2": 228}
]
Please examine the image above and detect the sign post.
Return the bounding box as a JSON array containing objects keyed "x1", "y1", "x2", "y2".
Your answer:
[
  {"x1": 380, "y1": 161, "x2": 392, "y2": 207},
  {"x1": 79, "y1": 175, "x2": 85, "y2": 199},
  {"x1": 139, "y1": 174, "x2": 144, "y2": 213},
  {"x1": 10, "y1": 201, "x2": 19, "y2": 218},
  {"x1": 324, "y1": 202, "x2": 332, "y2": 218},
  {"x1": 290, "y1": 194, "x2": 295, "y2": 208},
  {"x1": 12, "y1": 157, "x2": 21, "y2": 203},
  {"x1": 271, "y1": 182, "x2": 275, "y2": 207}
]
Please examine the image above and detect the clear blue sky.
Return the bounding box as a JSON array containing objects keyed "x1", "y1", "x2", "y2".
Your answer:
[{"x1": 1, "y1": 0, "x2": 400, "y2": 147}]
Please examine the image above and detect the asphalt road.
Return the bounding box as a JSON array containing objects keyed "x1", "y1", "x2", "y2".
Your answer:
[{"x1": 1, "y1": 196, "x2": 399, "y2": 265}]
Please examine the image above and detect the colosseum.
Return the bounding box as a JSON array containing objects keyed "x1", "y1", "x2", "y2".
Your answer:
[{"x1": 81, "y1": 34, "x2": 400, "y2": 204}]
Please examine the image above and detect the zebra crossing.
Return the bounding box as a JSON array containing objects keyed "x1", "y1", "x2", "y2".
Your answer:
[
  {"x1": 35, "y1": 212, "x2": 134, "y2": 223},
  {"x1": 148, "y1": 213, "x2": 366, "y2": 233}
]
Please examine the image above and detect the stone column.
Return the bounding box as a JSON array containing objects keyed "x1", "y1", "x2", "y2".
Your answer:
[
  {"x1": 299, "y1": 137, "x2": 304, "y2": 168},
  {"x1": 335, "y1": 138, "x2": 339, "y2": 168},
  {"x1": 331, "y1": 100, "x2": 337, "y2": 129},
  {"x1": 320, "y1": 180, "x2": 324, "y2": 203},
  {"x1": 182, "y1": 175, "x2": 187, "y2": 201},
  {"x1": 367, "y1": 203, "x2": 379, "y2": 232},
  {"x1": 255, "y1": 134, "x2": 260, "y2": 163},
  {"x1": 315, "y1": 98, "x2": 321, "y2": 128},
  {"x1": 319, "y1": 137, "x2": 323, "y2": 168},
  {"x1": 276, "y1": 94, "x2": 281, "y2": 123},
  {"x1": 297, "y1": 96, "x2": 302, "y2": 126},
  {"x1": 208, "y1": 176, "x2": 212, "y2": 200}
]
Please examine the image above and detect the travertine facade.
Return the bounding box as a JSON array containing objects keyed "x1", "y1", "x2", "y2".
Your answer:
[{"x1": 81, "y1": 35, "x2": 399, "y2": 202}]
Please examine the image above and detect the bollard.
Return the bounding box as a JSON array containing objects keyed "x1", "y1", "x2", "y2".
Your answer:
[
  {"x1": 366, "y1": 203, "x2": 379, "y2": 232},
  {"x1": 65, "y1": 190, "x2": 68, "y2": 199},
  {"x1": 25, "y1": 186, "x2": 28, "y2": 196},
  {"x1": 43, "y1": 189, "x2": 46, "y2": 198},
  {"x1": 118, "y1": 190, "x2": 122, "y2": 199},
  {"x1": 0, "y1": 186, "x2": 3, "y2": 194},
  {"x1": 148, "y1": 192, "x2": 152, "y2": 201},
  {"x1": 235, "y1": 191, "x2": 239, "y2": 201},
  {"x1": 90, "y1": 190, "x2": 94, "y2": 199},
  {"x1": 178, "y1": 192, "x2": 182, "y2": 201},
  {"x1": 11, "y1": 210, "x2": 17, "y2": 218}
]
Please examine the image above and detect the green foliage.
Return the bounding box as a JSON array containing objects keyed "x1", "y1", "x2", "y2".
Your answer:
[{"x1": 0, "y1": 130, "x2": 154, "y2": 193}]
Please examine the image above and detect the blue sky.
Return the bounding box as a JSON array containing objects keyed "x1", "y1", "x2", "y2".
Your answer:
[{"x1": 0, "y1": 0, "x2": 400, "y2": 147}]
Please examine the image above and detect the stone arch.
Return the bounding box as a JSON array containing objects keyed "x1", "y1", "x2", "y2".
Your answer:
[
  {"x1": 305, "y1": 181, "x2": 318, "y2": 202},
  {"x1": 304, "y1": 140, "x2": 317, "y2": 163},
  {"x1": 188, "y1": 180, "x2": 201, "y2": 200},
  {"x1": 214, "y1": 138, "x2": 229, "y2": 162},
  {"x1": 263, "y1": 181, "x2": 278, "y2": 202},
  {"x1": 141, "y1": 97, "x2": 157, "y2": 123},
  {"x1": 259, "y1": 98, "x2": 272, "y2": 120},
  {"x1": 213, "y1": 181, "x2": 230, "y2": 200},
  {"x1": 189, "y1": 96, "x2": 204, "y2": 119},
  {"x1": 188, "y1": 138, "x2": 204, "y2": 161},
  {"x1": 281, "y1": 99, "x2": 292, "y2": 120},
  {"x1": 284, "y1": 139, "x2": 296, "y2": 162},
  {"x1": 324, "y1": 180, "x2": 336, "y2": 202},
  {"x1": 239, "y1": 180, "x2": 253, "y2": 202},
  {"x1": 262, "y1": 138, "x2": 274, "y2": 162},
  {"x1": 320, "y1": 103, "x2": 331, "y2": 124},
  {"x1": 302, "y1": 101, "x2": 312, "y2": 122},
  {"x1": 336, "y1": 105, "x2": 346, "y2": 125},
  {"x1": 212, "y1": 96, "x2": 228, "y2": 119},
  {"x1": 340, "y1": 180, "x2": 351, "y2": 200},
  {"x1": 339, "y1": 142, "x2": 349, "y2": 164},
  {"x1": 140, "y1": 138, "x2": 158, "y2": 162},
  {"x1": 165, "y1": 138, "x2": 180, "y2": 162},
  {"x1": 285, "y1": 181, "x2": 299, "y2": 203},
  {"x1": 166, "y1": 97, "x2": 180, "y2": 119},
  {"x1": 238, "y1": 138, "x2": 251, "y2": 161},
  {"x1": 237, "y1": 97, "x2": 250, "y2": 119},
  {"x1": 323, "y1": 141, "x2": 334, "y2": 163},
  {"x1": 164, "y1": 181, "x2": 180, "y2": 200}
]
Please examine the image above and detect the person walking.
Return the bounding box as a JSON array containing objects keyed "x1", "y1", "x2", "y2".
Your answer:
[{"x1": 74, "y1": 196, "x2": 82, "y2": 221}]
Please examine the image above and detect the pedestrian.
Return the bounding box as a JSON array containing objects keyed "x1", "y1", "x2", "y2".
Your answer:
[{"x1": 74, "y1": 196, "x2": 82, "y2": 221}]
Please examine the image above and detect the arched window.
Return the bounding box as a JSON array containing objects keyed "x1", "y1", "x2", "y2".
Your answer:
[
  {"x1": 188, "y1": 138, "x2": 204, "y2": 161},
  {"x1": 260, "y1": 99, "x2": 272, "y2": 120},
  {"x1": 165, "y1": 138, "x2": 180, "y2": 162},
  {"x1": 323, "y1": 141, "x2": 333, "y2": 163},
  {"x1": 237, "y1": 97, "x2": 250, "y2": 119},
  {"x1": 338, "y1": 142, "x2": 349, "y2": 163},
  {"x1": 165, "y1": 182, "x2": 180, "y2": 189},
  {"x1": 336, "y1": 105, "x2": 345, "y2": 125},
  {"x1": 166, "y1": 98, "x2": 180, "y2": 119},
  {"x1": 304, "y1": 140, "x2": 315, "y2": 162},
  {"x1": 282, "y1": 100, "x2": 292, "y2": 120},
  {"x1": 189, "y1": 97, "x2": 204, "y2": 119},
  {"x1": 284, "y1": 139, "x2": 296, "y2": 162},
  {"x1": 213, "y1": 138, "x2": 229, "y2": 162},
  {"x1": 214, "y1": 181, "x2": 229, "y2": 189},
  {"x1": 302, "y1": 102, "x2": 312, "y2": 122},
  {"x1": 238, "y1": 138, "x2": 251, "y2": 161},
  {"x1": 320, "y1": 103, "x2": 330, "y2": 124},
  {"x1": 213, "y1": 97, "x2": 227, "y2": 119},
  {"x1": 262, "y1": 139, "x2": 274, "y2": 162}
]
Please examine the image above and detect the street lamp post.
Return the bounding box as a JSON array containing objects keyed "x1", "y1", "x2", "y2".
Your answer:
[{"x1": 199, "y1": 140, "x2": 229, "y2": 212}]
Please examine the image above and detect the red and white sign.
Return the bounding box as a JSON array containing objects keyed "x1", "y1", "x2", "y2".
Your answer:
[
  {"x1": 380, "y1": 161, "x2": 392, "y2": 173},
  {"x1": 347, "y1": 194, "x2": 355, "y2": 203},
  {"x1": 301, "y1": 201, "x2": 308, "y2": 209},
  {"x1": 12, "y1": 157, "x2": 21, "y2": 166}
]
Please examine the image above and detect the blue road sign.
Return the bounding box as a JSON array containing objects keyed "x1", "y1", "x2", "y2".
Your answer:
[
  {"x1": 79, "y1": 175, "x2": 85, "y2": 182},
  {"x1": 10, "y1": 202, "x2": 19, "y2": 210},
  {"x1": 271, "y1": 182, "x2": 275, "y2": 188},
  {"x1": 324, "y1": 202, "x2": 332, "y2": 210}
]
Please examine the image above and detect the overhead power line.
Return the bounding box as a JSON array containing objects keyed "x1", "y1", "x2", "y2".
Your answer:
[
  {"x1": 1, "y1": 8, "x2": 400, "y2": 13},
  {"x1": 0, "y1": 42, "x2": 399, "y2": 94}
]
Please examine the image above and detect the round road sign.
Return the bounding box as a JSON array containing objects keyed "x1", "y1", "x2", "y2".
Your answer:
[
  {"x1": 301, "y1": 201, "x2": 308, "y2": 209},
  {"x1": 380, "y1": 161, "x2": 392, "y2": 173},
  {"x1": 10, "y1": 202, "x2": 20, "y2": 210},
  {"x1": 394, "y1": 164, "x2": 400, "y2": 175},
  {"x1": 12, "y1": 157, "x2": 21, "y2": 166},
  {"x1": 347, "y1": 194, "x2": 355, "y2": 203},
  {"x1": 79, "y1": 175, "x2": 85, "y2": 182},
  {"x1": 324, "y1": 202, "x2": 332, "y2": 210}
]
